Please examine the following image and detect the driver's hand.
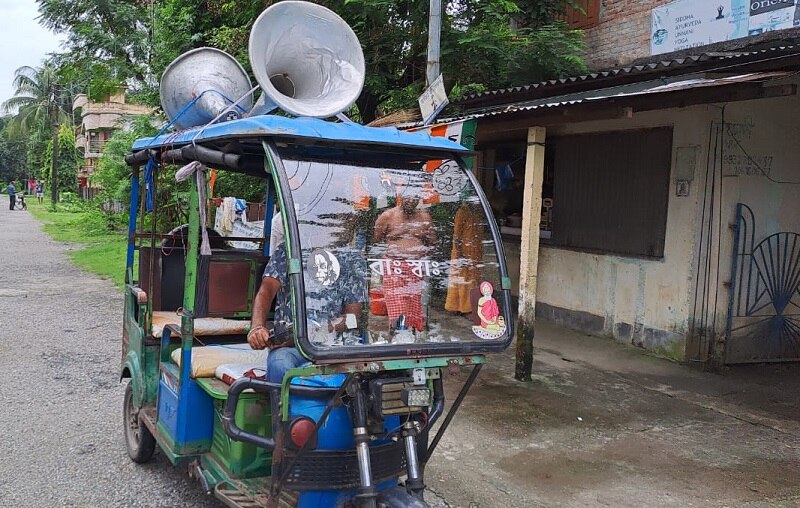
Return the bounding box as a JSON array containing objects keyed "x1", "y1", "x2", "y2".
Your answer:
[{"x1": 247, "y1": 327, "x2": 270, "y2": 350}]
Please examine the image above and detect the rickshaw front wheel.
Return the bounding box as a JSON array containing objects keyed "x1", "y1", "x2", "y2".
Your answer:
[{"x1": 124, "y1": 382, "x2": 156, "y2": 463}]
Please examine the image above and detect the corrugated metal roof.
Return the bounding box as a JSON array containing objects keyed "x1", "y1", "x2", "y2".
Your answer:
[
  {"x1": 460, "y1": 44, "x2": 800, "y2": 104},
  {"x1": 397, "y1": 71, "x2": 788, "y2": 128}
]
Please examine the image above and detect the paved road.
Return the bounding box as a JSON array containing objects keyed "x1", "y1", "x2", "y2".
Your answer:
[
  {"x1": 0, "y1": 205, "x2": 450, "y2": 508},
  {"x1": 0, "y1": 205, "x2": 218, "y2": 507}
]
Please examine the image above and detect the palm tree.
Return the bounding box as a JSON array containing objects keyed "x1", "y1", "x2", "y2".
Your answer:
[{"x1": 2, "y1": 64, "x2": 70, "y2": 205}]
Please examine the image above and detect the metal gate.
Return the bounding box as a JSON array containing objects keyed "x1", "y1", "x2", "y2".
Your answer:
[{"x1": 726, "y1": 203, "x2": 800, "y2": 363}]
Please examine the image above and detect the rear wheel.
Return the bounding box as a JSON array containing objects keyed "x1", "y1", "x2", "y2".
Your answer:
[{"x1": 124, "y1": 382, "x2": 156, "y2": 463}]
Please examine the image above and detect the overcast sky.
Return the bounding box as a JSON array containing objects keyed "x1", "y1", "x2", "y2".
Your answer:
[{"x1": 0, "y1": 1, "x2": 63, "y2": 107}]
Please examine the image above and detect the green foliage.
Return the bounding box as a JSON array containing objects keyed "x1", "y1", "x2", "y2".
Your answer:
[
  {"x1": 0, "y1": 117, "x2": 29, "y2": 183},
  {"x1": 37, "y1": 0, "x2": 150, "y2": 85},
  {"x1": 1, "y1": 63, "x2": 74, "y2": 202},
  {"x1": 1, "y1": 64, "x2": 70, "y2": 134},
  {"x1": 330, "y1": 0, "x2": 586, "y2": 121},
  {"x1": 212, "y1": 172, "x2": 266, "y2": 203},
  {"x1": 39, "y1": 124, "x2": 79, "y2": 193},
  {"x1": 32, "y1": 0, "x2": 584, "y2": 122}
]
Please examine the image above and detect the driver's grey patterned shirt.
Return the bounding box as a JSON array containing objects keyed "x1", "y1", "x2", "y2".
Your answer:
[{"x1": 263, "y1": 243, "x2": 368, "y2": 333}]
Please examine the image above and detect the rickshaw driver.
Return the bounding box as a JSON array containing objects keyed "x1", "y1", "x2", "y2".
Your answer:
[{"x1": 247, "y1": 241, "x2": 368, "y2": 383}]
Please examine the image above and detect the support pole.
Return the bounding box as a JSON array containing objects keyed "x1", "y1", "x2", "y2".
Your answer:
[
  {"x1": 426, "y1": 0, "x2": 442, "y2": 87},
  {"x1": 515, "y1": 126, "x2": 546, "y2": 381}
]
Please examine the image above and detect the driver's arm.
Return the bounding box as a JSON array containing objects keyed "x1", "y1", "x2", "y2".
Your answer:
[{"x1": 249, "y1": 276, "x2": 280, "y2": 350}]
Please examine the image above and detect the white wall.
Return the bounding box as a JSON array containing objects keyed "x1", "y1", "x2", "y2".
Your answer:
[{"x1": 533, "y1": 78, "x2": 800, "y2": 358}]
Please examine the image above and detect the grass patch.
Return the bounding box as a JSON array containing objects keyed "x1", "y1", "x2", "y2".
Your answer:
[
  {"x1": 651, "y1": 338, "x2": 686, "y2": 363},
  {"x1": 28, "y1": 201, "x2": 128, "y2": 288}
]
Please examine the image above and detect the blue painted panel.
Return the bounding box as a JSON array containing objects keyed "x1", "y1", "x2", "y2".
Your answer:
[
  {"x1": 157, "y1": 369, "x2": 214, "y2": 445},
  {"x1": 132, "y1": 115, "x2": 468, "y2": 153},
  {"x1": 289, "y1": 375, "x2": 401, "y2": 506}
]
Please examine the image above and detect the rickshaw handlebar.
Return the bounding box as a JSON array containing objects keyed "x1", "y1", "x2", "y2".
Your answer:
[{"x1": 222, "y1": 377, "x2": 280, "y2": 449}]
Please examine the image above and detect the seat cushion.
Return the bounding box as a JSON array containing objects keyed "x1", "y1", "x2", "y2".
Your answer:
[
  {"x1": 215, "y1": 363, "x2": 267, "y2": 385},
  {"x1": 151, "y1": 310, "x2": 250, "y2": 338},
  {"x1": 170, "y1": 344, "x2": 268, "y2": 378}
]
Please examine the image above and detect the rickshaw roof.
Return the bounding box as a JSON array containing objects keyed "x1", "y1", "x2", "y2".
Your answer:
[{"x1": 131, "y1": 115, "x2": 470, "y2": 154}]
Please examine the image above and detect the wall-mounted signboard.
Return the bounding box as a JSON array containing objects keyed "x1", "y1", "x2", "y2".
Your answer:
[{"x1": 651, "y1": 0, "x2": 799, "y2": 55}]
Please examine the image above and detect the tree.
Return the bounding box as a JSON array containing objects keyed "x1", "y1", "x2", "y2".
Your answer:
[
  {"x1": 0, "y1": 117, "x2": 29, "y2": 184},
  {"x1": 40, "y1": 124, "x2": 79, "y2": 194},
  {"x1": 35, "y1": 0, "x2": 584, "y2": 122},
  {"x1": 2, "y1": 64, "x2": 71, "y2": 204},
  {"x1": 37, "y1": 0, "x2": 151, "y2": 84}
]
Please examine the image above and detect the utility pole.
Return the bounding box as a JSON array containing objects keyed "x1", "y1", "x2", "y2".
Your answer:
[{"x1": 426, "y1": 0, "x2": 442, "y2": 88}]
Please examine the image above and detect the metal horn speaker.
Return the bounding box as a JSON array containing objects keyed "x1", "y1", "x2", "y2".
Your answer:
[
  {"x1": 160, "y1": 47, "x2": 254, "y2": 129},
  {"x1": 248, "y1": 1, "x2": 365, "y2": 118}
]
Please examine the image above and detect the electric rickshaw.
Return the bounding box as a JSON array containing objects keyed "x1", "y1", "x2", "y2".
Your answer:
[{"x1": 119, "y1": 3, "x2": 513, "y2": 507}]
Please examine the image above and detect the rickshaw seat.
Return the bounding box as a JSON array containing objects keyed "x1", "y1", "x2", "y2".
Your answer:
[
  {"x1": 169, "y1": 343, "x2": 268, "y2": 378},
  {"x1": 151, "y1": 311, "x2": 250, "y2": 338}
]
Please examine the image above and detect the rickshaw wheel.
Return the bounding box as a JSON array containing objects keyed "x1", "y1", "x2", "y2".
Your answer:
[{"x1": 124, "y1": 382, "x2": 156, "y2": 463}]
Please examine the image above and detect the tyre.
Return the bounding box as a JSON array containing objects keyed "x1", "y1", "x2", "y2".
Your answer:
[{"x1": 124, "y1": 382, "x2": 156, "y2": 463}]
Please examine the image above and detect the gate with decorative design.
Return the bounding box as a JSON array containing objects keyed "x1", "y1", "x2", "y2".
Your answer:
[{"x1": 726, "y1": 204, "x2": 800, "y2": 363}]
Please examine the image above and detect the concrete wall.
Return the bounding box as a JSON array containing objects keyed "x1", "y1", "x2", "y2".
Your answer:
[
  {"x1": 532, "y1": 77, "x2": 800, "y2": 360},
  {"x1": 581, "y1": 0, "x2": 671, "y2": 70},
  {"x1": 535, "y1": 106, "x2": 709, "y2": 357}
]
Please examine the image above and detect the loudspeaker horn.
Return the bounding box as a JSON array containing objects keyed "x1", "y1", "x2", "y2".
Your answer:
[
  {"x1": 248, "y1": 1, "x2": 365, "y2": 118},
  {"x1": 160, "y1": 47, "x2": 254, "y2": 130}
]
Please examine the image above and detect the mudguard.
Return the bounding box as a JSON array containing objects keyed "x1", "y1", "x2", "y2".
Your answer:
[
  {"x1": 376, "y1": 486, "x2": 429, "y2": 508},
  {"x1": 120, "y1": 352, "x2": 144, "y2": 407}
]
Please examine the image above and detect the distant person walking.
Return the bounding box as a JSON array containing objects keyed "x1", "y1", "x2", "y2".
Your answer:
[
  {"x1": 7, "y1": 180, "x2": 16, "y2": 211},
  {"x1": 36, "y1": 180, "x2": 45, "y2": 204}
]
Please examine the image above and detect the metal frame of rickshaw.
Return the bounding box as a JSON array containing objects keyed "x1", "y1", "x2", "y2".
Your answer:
[{"x1": 121, "y1": 115, "x2": 514, "y2": 503}]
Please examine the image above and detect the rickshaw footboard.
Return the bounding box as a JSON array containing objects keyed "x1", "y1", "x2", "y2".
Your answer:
[{"x1": 215, "y1": 482, "x2": 298, "y2": 508}]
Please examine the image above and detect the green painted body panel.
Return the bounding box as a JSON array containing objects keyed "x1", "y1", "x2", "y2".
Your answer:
[
  {"x1": 459, "y1": 118, "x2": 478, "y2": 169},
  {"x1": 155, "y1": 420, "x2": 208, "y2": 465},
  {"x1": 196, "y1": 378, "x2": 273, "y2": 479},
  {"x1": 122, "y1": 285, "x2": 148, "y2": 405},
  {"x1": 142, "y1": 345, "x2": 159, "y2": 403},
  {"x1": 211, "y1": 397, "x2": 272, "y2": 478},
  {"x1": 181, "y1": 176, "x2": 200, "y2": 384}
]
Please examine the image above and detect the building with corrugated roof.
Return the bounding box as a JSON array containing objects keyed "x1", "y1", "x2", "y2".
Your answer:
[{"x1": 409, "y1": 1, "x2": 800, "y2": 370}]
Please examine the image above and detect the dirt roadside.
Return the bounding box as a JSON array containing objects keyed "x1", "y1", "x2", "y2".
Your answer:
[{"x1": 423, "y1": 320, "x2": 800, "y2": 508}]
